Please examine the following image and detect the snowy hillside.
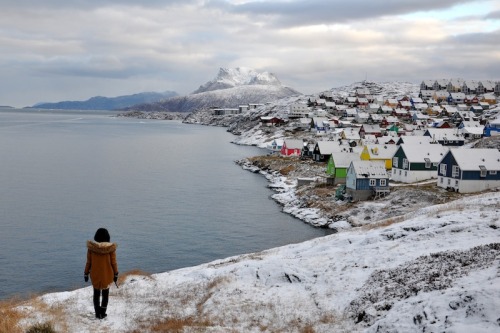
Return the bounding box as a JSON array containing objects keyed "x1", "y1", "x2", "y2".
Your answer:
[
  {"x1": 16, "y1": 192, "x2": 500, "y2": 333},
  {"x1": 326, "y1": 81, "x2": 420, "y2": 98}
]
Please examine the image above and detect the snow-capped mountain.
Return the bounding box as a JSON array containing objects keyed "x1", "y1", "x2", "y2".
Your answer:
[
  {"x1": 127, "y1": 67, "x2": 301, "y2": 113},
  {"x1": 193, "y1": 67, "x2": 282, "y2": 94}
]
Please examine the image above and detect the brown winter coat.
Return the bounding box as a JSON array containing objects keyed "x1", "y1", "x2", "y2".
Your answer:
[{"x1": 84, "y1": 240, "x2": 118, "y2": 290}]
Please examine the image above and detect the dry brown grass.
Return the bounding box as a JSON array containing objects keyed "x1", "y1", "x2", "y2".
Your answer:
[
  {"x1": 149, "y1": 316, "x2": 213, "y2": 333},
  {"x1": 118, "y1": 269, "x2": 153, "y2": 284},
  {"x1": 0, "y1": 296, "x2": 63, "y2": 333},
  {"x1": 0, "y1": 298, "x2": 23, "y2": 333},
  {"x1": 279, "y1": 165, "x2": 295, "y2": 175},
  {"x1": 360, "y1": 216, "x2": 406, "y2": 230}
]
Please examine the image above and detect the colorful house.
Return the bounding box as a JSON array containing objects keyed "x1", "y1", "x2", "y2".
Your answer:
[
  {"x1": 280, "y1": 139, "x2": 303, "y2": 156},
  {"x1": 360, "y1": 144, "x2": 399, "y2": 169},
  {"x1": 392, "y1": 144, "x2": 448, "y2": 183},
  {"x1": 326, "y1": 152, "x2": 361, "y2": 185},
  {"x1": 424, "y1": 128, "x2": 465, "y2": 146},
  {"x1": 266, "y1": 138, "x2": 284, "y2": 153},
  {"x1": 312, "y1": 141, "x2": 346, "y2": 162},
  {"x1": 346, "y1": 160, "x2": 389, "y2": 201},
  {"x1": 484, "y1": 117, "x2": 500, "y2": 137},
  {"x1": 437, "y1": 148, "x2": 500, "y2": 193}
]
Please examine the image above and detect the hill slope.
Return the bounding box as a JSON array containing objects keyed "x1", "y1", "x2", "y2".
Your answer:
[{"x1": 32, "y1": 91, "x2": 178, "y2": 110}]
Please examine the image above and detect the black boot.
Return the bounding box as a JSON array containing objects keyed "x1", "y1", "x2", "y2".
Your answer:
[
  {"x1": 93, "y1": 289, "x2": 102, "y2": 319},
  {"x1": 100, "y1": 307, "x2": 107, "y2": 319},
  {"x1": 100, "y1": 288, "x2": 109, "y2": 319}
]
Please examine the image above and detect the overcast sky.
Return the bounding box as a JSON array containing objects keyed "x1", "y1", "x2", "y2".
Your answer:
[{"x1": 1, "y1": 0, "x2": 499, "y2": 107}]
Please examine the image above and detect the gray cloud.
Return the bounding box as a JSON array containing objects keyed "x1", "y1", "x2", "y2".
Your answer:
[
  {"x1": 485, "y1": 10, "x2": 500, "y2": 19},
  {"x1": 0, "y1": 0, "x2": 192, "y2": 9},
  {"x1": 208, "y1": 0, "x2": 483, "y2": 27}
]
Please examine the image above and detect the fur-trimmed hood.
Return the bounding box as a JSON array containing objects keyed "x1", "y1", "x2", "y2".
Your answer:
[{"x1": 87, "y1": 240, "x2": 117, "y2": 254}]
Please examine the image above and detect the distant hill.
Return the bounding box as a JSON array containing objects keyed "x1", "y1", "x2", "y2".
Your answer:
[
  {"x1": 126, "y1": 67, "x2": 301, "y2": 113},
  {"x1": 32, "y1": 91, "x2": 178, "y2": 110}
]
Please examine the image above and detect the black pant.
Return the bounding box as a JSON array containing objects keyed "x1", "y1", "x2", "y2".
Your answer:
[{"x1": 93, "y1": 288, "x2": 109, "y2": 315}]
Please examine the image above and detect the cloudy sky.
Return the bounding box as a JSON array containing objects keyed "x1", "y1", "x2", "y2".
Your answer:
[{"x1": 1, "y1": 0, "x2": 499, "y2": 107}]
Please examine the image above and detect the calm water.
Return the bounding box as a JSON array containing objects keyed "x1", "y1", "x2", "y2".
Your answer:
[{"x1": 0, "y1": 109, "x2": 329, "y2": 300}]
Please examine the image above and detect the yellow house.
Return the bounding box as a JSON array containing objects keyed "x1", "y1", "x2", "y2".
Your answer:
[
  {"x1": 360, "y1": 144, "x2": 399, "y2": 170},
  {"x1": 481, "y1": 94, "x2": 496, "y2": 105}
]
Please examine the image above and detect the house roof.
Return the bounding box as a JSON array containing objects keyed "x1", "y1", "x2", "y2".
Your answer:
[
  {"x1": 363, "y1": 144, "x2": 399, "y2": 159},
  {"x1": 332, "y1": 152, "x2": 361, "y2": 168},
  {"x1": 342, "y1": 128, "x2": 361, "y2": 140},
  {"x1": 398, "y1": 136, "x2": 433, "y2": 145},
  {"x1": 363, "y1": 124, "x2": 382, "y2": 133},
  {"x1": 425, "y1": 128, "x2": 465, "y2": 141},
  {"x1": 398, "y1": 144, "x2": 448, "y2": 163},
  {"x1": 350, "y1": 160, "x2": 388, "y2": 179},
  {"x1": 316, "y1": 140, "x2": 345, "y2": 154},
  {"x1": 283, "y1": 139, "x2": 304, "y2": 150},
  {"x1": 449, "y1": 148, "x2": 500, "y2": 171}
]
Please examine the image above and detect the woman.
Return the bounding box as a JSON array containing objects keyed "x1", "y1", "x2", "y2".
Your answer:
[{"x1": 84, "y1": 228, "x2": 119, "y2": 319}]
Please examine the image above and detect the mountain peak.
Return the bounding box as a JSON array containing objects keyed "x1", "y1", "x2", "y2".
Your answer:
[{"x1": 192, "y1": 67, "x2": 282, "y2": 94}]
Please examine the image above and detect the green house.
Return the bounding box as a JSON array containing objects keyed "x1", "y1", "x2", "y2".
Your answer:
[{"x1": 326, "y1": 152, "x2": 361, "y2": 185}]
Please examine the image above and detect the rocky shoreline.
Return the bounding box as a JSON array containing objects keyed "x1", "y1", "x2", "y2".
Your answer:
[{"x1": 235, "y1": 154, "x2": 471, "y2": 232}]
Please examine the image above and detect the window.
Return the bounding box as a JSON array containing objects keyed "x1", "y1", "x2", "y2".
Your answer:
[
  {"x1": 399, "y1": 170, "x2": 402, "y2": 175},
  {"x1": 440, "y1": 164, "x2": 447, "y2": 175},
  {"x1": 393, "y1": 157, "x2": 398, "y2": 168},
  {"x1": 369, "y1": 179, "x2": 376, "y2": 186},
  {"x1": 490, "y1": 170, "x2": 497, "y2": 175},
  {"x1": 403, "y1": 158, "x2": 409, "y2": 169},
  {"x1": 447, "y1": 179, "x2": 451, "y2": 185},
  {"x1": 440, "y1": 177, "x2": 443, "y2": 183},
  {"x1": 380, "y1": 179, "x2": 387, "y2": 186},
  {"x1": 480, "y1": 165, "x2": 487, "y2": 178},
  {"x1": 452, "y1": 165, "x2": 460, "y2": 178},
  {"x1": 425, "y1": 158, "x2": 431, "y2": 168},
  {"x1": 455, "y1": 180, "x2": 459, "y2": 186}
]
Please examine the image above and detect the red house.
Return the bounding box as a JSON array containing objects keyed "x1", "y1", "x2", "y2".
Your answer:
[{"x1": 280, "y1": 139, "x2": 303, "y2": 156}]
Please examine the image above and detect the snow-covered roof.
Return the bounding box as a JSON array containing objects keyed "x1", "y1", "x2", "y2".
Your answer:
[
  {"x1": 350, "y1": 160, "x2": 388, "y2": 178},
  {"x1": 363, "y1": 144, "x2": 399, "y2": 159},
  {"x1": 425, "y1": 128, "x2": 464, "y2": 141},
  {"x1": 332, "y1": 152, "x2": 361, "y2": 168},
  {"x1": 316, "y1": 140, "x2": 345, "y2": 154},
  {"x1": 342, "y1": 128, "x2": 361, "y2": 140},
  {"x1": 283, "y1": 139, "x2": 304, "y2": 149},
  {"x1": 449, "y1": 148, "x2": 500, "y2": 171},
  {"x1": 363, "y1": 124, "x2": 382, "y2": 133},
  {"x1": 399, "y1": 136, "x2": 433, "y2": 145},
  {"x1": 398, "y1": 144, "x2": 449, "y2": 163}
]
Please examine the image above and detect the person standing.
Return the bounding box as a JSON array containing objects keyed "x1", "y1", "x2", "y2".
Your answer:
[{"x1": 84, "y1": 228, "x2": 119, "y2": 319}]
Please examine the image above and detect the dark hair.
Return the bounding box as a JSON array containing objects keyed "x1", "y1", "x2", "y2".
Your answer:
[{"x1": 94, "y1": 228, "x2": 111, "y2": 243}]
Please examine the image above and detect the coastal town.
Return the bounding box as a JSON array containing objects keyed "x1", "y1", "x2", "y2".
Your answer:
[
  {"x1": 224, "y1": 80, "x2": 499, "y2": 190},
  {"x1": 206, "y1": 79, "x2": 500, "y2": 229}
]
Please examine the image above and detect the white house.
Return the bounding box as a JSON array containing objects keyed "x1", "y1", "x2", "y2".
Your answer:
[
  {"x1": 437, "y1": 148, "x2": 500, "y2": 193},
  {"x1": 458, "y1": 121, "x2": 484, "y2": 139},
  {"x1": 289, "y1": 103, "x2": 311, "y2": 118},
  {"x1": 391, "y1": 144, "x2": 449, "y2": 183}
]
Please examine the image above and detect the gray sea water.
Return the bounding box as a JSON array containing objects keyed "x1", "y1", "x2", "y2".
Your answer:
[{"x1": 0, "y1": 109, "x2": 330, "y2": 300}]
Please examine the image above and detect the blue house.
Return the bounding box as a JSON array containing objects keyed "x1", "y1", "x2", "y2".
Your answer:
[
  {"x1": 437, "y1": 148, "x2": 500, "y2": 193},
  {"x1": 346, "y1": 160, "x2": 389, "y2": 201},
  {"x1": 484, "y1": 118, "x2": 500, "y2": 137}
]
